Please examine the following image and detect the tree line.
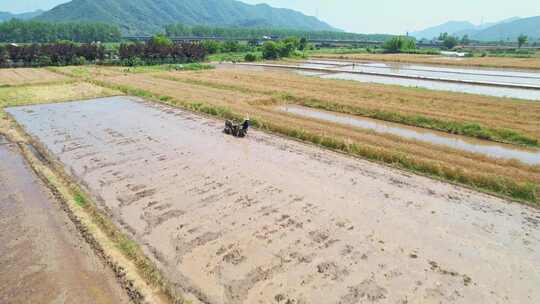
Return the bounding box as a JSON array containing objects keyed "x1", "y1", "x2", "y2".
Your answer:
[
  {"x1": 118, "y1": 35, "x2": 206, "y2": 66},
  {"x1": 0, "y1": 36, "x2": 206, "y2": 68},
  {"x1": 164, "y1": 23, "x2": 390, "y2": 41},
  {"x1": 0, "y1": 42, "x2": 105, "y2": 67},
  {"x1": 0, "y1": 19, "x2": 121, "y2": 43}
]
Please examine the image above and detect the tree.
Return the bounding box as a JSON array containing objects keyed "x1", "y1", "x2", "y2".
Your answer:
[
  {"x1": 439, "y1": 32, "x2": 458, "y2": 49},
  {"x1": 299, "y1": 37, "x2": 308, "y2": 51},
  {"x1": 383, "y1": 36, "x2": 416, "y2": 53},
  {"x1": 518, "y1": 34, "x2": 528, "y2": 48},
  {"x1": 262, "y1": 41, "x2": 280, "y2": 60},
  {"x1": 461, "y1": 35, "x2": 470, "y2": 45}
]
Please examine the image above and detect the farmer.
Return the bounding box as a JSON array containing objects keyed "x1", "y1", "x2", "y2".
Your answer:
[{"x1": 242, "y1": 117, "x2": 250, "y2": 131}]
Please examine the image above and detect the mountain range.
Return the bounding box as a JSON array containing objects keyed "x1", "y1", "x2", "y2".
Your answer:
[
  {"x1": 0, "y1": 10, "x2": 44, "y2": 22},
  {"x1": 34, "y1": 0, "x2": 336, "y2": 35},
  {"x1": 411, "y1": 16, "x2": 539, "y2": 41}
]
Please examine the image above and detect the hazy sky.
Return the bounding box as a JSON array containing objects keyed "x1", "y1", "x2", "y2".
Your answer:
[{"x1": 1, "y1": 0, "x2": 539, "y2": 34}]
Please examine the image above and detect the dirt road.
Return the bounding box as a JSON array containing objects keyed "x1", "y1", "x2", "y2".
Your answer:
[
  {"x1": 7, "y1": 97, "x2": 540, "y2": 304},
  {"x1": 0, "y1": 139, "x2": 130, "y2": 304}
]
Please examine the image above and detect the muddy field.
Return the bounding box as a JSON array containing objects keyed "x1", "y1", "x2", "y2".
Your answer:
[
  {"x1": 0, "y1": 141, "x2": 129, "y2": 304},
  {"x1": 7, "y1": 96, "x2": 540, "y2": 304}
]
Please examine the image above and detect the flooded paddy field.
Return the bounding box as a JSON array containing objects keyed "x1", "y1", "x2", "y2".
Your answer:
[
  {"x1": 0, "y1": 140, "x2": 129, "y2": 304},
  {"x1": 7, "y1": 96, "x2": 540, "y2": 304},
  {"x1": 307, "y1": 59, "x2": 540, "y2": 86},
  {"x1": 242, "y1": 61, "x2": 540, "y2": 100},
  {"x1": 279, "y1": 105, "x2": 540, "y2": 165}
]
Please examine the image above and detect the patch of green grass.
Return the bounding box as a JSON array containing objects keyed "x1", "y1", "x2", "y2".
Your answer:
[
  {"x1": 73, "y1": 193, "x2": 87, "y2": 207},
  {"x1": 208, "y1": 51, "x2": 262, "y2": 62},
  {"x1": 122, "y1": 63, "x2": 215, "y2": 74}
]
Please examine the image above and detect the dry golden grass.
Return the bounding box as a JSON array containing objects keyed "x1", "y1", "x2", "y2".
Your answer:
[
  {"x1": 47, "y1": 65, "x2": 128, "y2": 79},
  {"x1": 99, "y1": 73, "x2": 273, "y2": 108},
  {"x1": 158, "y1": 68, "x2": 540, "y2": 139},
  {"x1": 0, "y1": 68, "x2": 69, "y2": 86},
  {"x1": 0, "y1": 82, "x2": 121, "y2": 110},
  {"x1": 311, "y1": 53, "x2": 540, "y2": 70}
]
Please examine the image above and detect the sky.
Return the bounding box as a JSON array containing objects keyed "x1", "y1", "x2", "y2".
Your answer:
[{"x1": 1, "y1": 0, "x2": 539, "y2": 34}]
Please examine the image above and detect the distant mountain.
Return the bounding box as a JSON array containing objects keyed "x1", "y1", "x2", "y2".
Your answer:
[
  {"x1": 410, "y1": 21, "x2": 476, "y2": 40},
  {"x1": 411, "y1": 17, "x2": 525, "y2": 40},
  {"x1": 0, "y1": 10, "x2": 44, "y2": 22},
  {"x1": 471, "y1": 16, "x2": 540, "y2": 41},
  {"x1": 35, "y1": 0, "x2": 338, "y2": 35},
  {"x1": 453, "y1": 17, "x2": 521, "y2": 38}
]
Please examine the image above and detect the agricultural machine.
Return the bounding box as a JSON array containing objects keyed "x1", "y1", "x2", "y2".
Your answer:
[{"x1": 224, "y1": 119, "x2": 250, "y2": 138}]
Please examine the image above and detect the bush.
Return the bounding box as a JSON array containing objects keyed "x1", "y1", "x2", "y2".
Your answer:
[
  {"x1": 383, "y1": 36, "x2": 416, "y2": 53},
  {"x1": 201, "y1": 40, "x2": 222, "y2": 54},
  {"x1": 244, "y1": 53, "x2": 257, "y2": 62},
  {"x1": 262, "y1": 41, "x2": 280, "y2": 60}
]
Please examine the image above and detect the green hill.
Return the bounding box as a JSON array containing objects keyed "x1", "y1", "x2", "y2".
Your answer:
[
  {"x1": 35, "y1": 0, "x2": 337, "y2": 35},
  {"x1": 0, "y1": 10, "x2": 44, "y2": 22},
  {"x1": 472, "y1": 16, "x2": 540, "y2": 42}
]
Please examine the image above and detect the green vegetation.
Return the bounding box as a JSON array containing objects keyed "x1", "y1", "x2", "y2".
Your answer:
[
  {"x1": 36, "y1": 0, "x2": 335, "y2": 35},
  {"x1": 165, "y1": 23, "x2": 392, "y2": 41},
  {"x1": 73, "y1": 193, "x2": 87, "y2": 207},
  {"x1": 438, "y1": 32, "x2": 459, "y2": 49},
  {"x1": 383, "y1": 36, "x2": 417, "y2": 53},
  {"x1": 518, "y1": 34, "x2": 528, "y2": 48},
  {"x1": 262, "y1": 37, "x2": 307, "y2": 60},
  {"x1": 208, "y1": 51, "x2": 262, "y2": 62},
  {"x1": 122, "y1": 63, "x2": 214, "y2": 73},
  {"x1": 0, "y1": 19, "x2": 121, "y2": 43}
]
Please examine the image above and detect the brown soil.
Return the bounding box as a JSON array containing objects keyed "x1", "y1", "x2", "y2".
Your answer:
[
  {"x1": 0, "y1": 142, "x2": 130, "y2": 304},
  {"x1": 7, "y1": 96, "x2": 540, "y2": 304}
]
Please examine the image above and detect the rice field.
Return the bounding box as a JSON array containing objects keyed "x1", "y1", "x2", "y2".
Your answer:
[
  {"x1": 2, "y1": 65, "x2": 539, "y2": 203},
  {"x1": 311, "y1": 53, "x2": 540, "y2": 70},
  {"x1": 0, "y1": 68, "x2": 69, "y2": 86}
]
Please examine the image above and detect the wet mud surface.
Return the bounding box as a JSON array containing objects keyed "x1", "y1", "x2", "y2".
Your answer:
[
  {"x1": 7, "y1": 96, "x2": 540, "y2": 304},
  {"x1": 0, "y1": 142, "x2": 130, "y2": 304}
]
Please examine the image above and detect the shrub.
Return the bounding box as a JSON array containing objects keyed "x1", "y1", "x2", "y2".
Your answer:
[
  {"x1": 244, "y1": 53, "x2": 257, "y2": 62},
  {"x1": 262, "y1": 41, "x2": 280, "y2": 60},
  {"x1": 383, "y1": 36, "x2": 416, "y2": 53}
]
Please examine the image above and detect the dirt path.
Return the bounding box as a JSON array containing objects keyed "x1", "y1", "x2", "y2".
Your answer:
[
  {"x1": 7, "y1": 97, "x2": 540, "y2": 304},
  {"x1": 0, "y1": 140, "x2": 130, "y2": 304}
]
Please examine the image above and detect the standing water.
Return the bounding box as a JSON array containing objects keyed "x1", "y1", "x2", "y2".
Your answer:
[{"x1": 279, "y1": 105, "x2": 540, "y2": 165}]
